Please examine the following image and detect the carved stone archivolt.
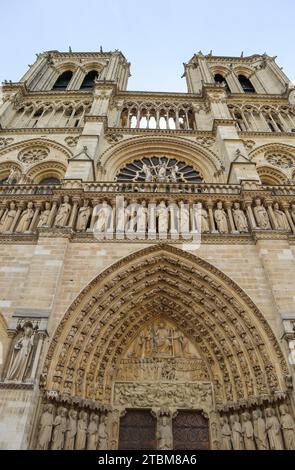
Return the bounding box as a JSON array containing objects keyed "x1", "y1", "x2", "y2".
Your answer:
[{"x1": 41, "y1": 245, "x2": 288, "y2": 403}]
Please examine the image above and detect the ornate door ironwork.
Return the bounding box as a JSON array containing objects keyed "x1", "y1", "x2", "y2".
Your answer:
[
  {"x1": 173, "y1": 410, "x2": 210, "y2": 450},
  {"x1": 118, "y1": 409, "x2": 157, "y2": 450}
]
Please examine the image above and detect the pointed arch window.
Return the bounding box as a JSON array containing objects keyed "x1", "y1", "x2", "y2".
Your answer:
[
  {"x1": 214, "y1": 74, "x2": 230, "y2": 92},
  {"x1": 238, "y1": 75, "x2": 255, "y2": 93},
  {"x1": 80, "y1": 70, "x2": 98, "y2": 90},
  {"x1": 52, "y1": 71, "x2": 73, "y2": 90}
]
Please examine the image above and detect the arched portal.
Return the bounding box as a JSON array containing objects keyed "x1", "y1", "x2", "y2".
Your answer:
[{"x1": 36, "y1": 245, "x2": 291, "y2": 450}]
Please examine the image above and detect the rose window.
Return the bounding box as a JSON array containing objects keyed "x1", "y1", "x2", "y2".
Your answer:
[
  {"x1": 18, "y1": 147, "x2": 49, "y2": 164},
  {"x1": 265, "y1": 153, "x2": 294, "y2": 169},
  {"x1": 115, "y1": 156, "x2": 203, "y2": 183}
]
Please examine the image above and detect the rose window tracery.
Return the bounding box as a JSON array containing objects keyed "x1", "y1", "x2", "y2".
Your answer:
[
  {"x1": 265, "y1": 153, "x2": 295, "y2": 169},
  {"x1": 115, "y1": 156, "x2": 203, "y2": 183},
  {"x1": 18, "y1": 147, "x2": 50, "y2": 164}
]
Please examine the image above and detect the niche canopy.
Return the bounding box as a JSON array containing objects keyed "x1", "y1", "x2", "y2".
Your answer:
[{"x1": 115, "y1": 156, "x2": 203, "y2": 184}]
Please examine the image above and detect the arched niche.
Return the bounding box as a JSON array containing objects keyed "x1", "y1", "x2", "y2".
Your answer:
[{"x1": 99, "y1": 136, "x2": 222, "y2": 182}]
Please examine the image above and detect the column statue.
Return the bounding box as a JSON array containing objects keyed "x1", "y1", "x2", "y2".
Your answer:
[
  {"x1": 87, "y1": 413, "x2": 99, "y2": 450},
  {"x1": 76, "y1": 200, "x2": 91, "y2": 231},
  {"x1": 241, "y1": 412, "x2": 255, "y2": 450},
  {"x1": 273, "y1": 203, "x2": 290, "y2": 230},
  {"x1": 0, "y1": 202, "x2": 17, "y2": 232},
  {"x1": 253, "y1": 199, "x2": 271, "y2": 229},
  {"x1": 232, "y1": 202, "x2": 249, "y2": 232},
  {"x1": 220, "y1": 416, "x2": 232, "y2": 449},
  {"x1": 214, "y1": 201, "x2": 228, "y2": 233},
  {"x1": 37, "y1": 404, "x2": 54, "y2": 450},
  {"x1": 37, "y1": 202, "x2": 51, "y2": 228},
  {"x1": 75, "y1": 410, "x2": 88, "y2": 450},
  {"x1": 54, "y1": 196, "x2": 72, "y2": 227},
  {"x1": 265, "y1": 407, "x2": 284, "y2": 450},
  {"x1": 64, "y1": 409, "x2": 78, "y2": 450},
  {"x1": 279, "y1": 404, "x2": 295, "y2": 450},
  {"x1": 230, "y1": 414, "x2": 244, "y2": 450},
  {"x1": 253, "y1": 409, "x2": 269, "y2": 450},
  {"x1": 157, "y1": 415, "x2": 173, "y2": 450},
  {"x1": 51, "y1": 407, "x2": 67, "y2": 450},
  {"x1": 15, "y1": 202, "x2": 34, "y2": 232}
]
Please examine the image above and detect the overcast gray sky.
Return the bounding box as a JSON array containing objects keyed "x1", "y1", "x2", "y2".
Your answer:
[{"x1": 0, "y1": 0, "x2": 294, "y2": 91}]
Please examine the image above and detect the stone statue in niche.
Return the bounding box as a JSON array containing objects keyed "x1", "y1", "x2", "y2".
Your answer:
[
  {"x1": 279, "y1": 404, "x2": 295, "y2": 450},
  {"x1": 253, "y1": 198, "x2": 271, "y2": 229},
  {"x1": 37, "y1": 404, "x2": 54, "y2": 450},
  {"x1": 291, "y1": 204, "x2": 295, "y2": 224},
  {"x1": 232, "y1": 202, "x2": 249, "y2": 232},
  {"x1": 54, "y1": 196, "x2": 72, "y2": 227},
  {"x1": 253, "y1": 409, "x2": 268, "y2": 450},
  {"x1": 76, "y1": 200, "x2": 91, "y2": 231},
  {"x1": 241, "y1": 412, "x2": 255, "y2": 450},
  {"x1": 0, "y1": 202, "x2": 17, "y2": 232},
  {"x1": 98, "y1": 414, "x2": 108, "y2": 450},
  {"x1": 37, "y1": 202, "x2": 51, "y2": 228},
  {"x1": 220, "y1": 416, "x2": 232, "y2": 449},
  {"x1": 51, "y1": 407, "x2": 67, "y2": 450},
  {"x1": 157, "y1": 415, "x2": 173, "y2": 450},
  {"x1": 136, "y1": 201, "x2": 147, "y2": 233},
  {"x1": 75, "y1": 410, "x2": 88, "y2": 450},
  {"x1": 15, "y1": 202, "x2": 34, "y2": 232},
  {"x1": 157, "y1": 201, "x2": 169, "y2": 233},
  {"x1": 94, "y1": 201, "x2": 111, "y2": 232},
  {"x1": 230, "y1": 414, "x2": 244, "y2": 450},
  {"x1": 6, "y1": 322, "x2": 36, "y2": 381},
  {"x1": 265, "y1": 407, "x2": 284, "y2": 450},
  {"x1": 179, "y1": 201, "x2": 190, "y2": 233},
  {"x1": 214, "y1": 201, "x2": 228, "y2": 233},
  {"x1": 64, "y1": 409, "x2": 78, "y2": 450},
  {"x1": 273, "y1": 203, "x2": 289, "y2": 230},
  {"x1": 87, "y1": 413, "x2": 99, "y2": 450},
  {"x1": 200, "y1": 205, "x2": 210, "y2": 233}
]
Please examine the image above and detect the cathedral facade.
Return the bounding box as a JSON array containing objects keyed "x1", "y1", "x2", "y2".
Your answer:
[{"x1": 0, "y1": 49, "x2": 295, "y2": 450}]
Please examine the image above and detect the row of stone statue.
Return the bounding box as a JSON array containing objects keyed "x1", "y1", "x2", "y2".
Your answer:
[
  {"x1": 0, "y1": 197, "x2": 295, "y2": 235},
  {"x1": 220, "y1": 404, "x2": 295, "y2": 450},
  {"x1": 37, "y1": 404, "x2": 108, "y2": 450}
]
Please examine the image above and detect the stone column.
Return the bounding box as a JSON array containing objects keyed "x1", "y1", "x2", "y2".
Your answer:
[
  {"x1": 282, "y1": 203, "x2": 295, "y2": 234},
  {"x1": 29, "y1": 202, "x2": 42, "y2": 232},
  {"x1": 10, "y1": 203, "x2": 24, "y2": 232},
  {"x1": 244, "y1": 199, "x2": 257, "y2": 230},
  {"x1": 207, "y1": 201, "x2": 217, "y2": 233},
  {"x1": 47, "y1": 197, "x2": 59, "y2": 227},
  {"x1": 225, "y1": 201, "x2": 237, "y2": 233},
  {"x1": 266, "y1": 201, "x2": 278, "y2": 230},
  {"x1": 68, "y1": 197, "x2": 80, "y2": 229},
  {"x1": 148, "y1": 201, "x2": 157, "y2": 240}
]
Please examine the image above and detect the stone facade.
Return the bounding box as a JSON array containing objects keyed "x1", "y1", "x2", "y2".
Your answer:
[{"x1": 0, "y1": 49, "x2": 295, "y2": 450}]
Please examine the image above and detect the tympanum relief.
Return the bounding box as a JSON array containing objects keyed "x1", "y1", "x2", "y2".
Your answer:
[{"x1": 115, "y1": 319, "x2": 210, "y2": 383}]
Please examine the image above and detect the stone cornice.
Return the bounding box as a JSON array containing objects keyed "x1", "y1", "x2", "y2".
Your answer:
[{"x1": 0, "y1": 127, "x2": 82, "y2": 135}]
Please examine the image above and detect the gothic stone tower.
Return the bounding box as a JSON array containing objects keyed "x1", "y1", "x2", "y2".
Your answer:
[{"x1": 0, "y1": 49, "x2": 295, "y2": 450}]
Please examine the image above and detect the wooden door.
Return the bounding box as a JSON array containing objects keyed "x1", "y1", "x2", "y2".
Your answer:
[
  {"x1": 173, "y1": 410, "x2": 210, "y2": 450},
  {"x1": 118, "y1": 409, "x2": 156, "y2": 450}
]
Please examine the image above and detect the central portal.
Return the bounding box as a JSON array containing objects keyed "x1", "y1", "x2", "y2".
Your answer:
[{"x1": 113, "y1": 318, "x2": 212, "y2": 450}]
